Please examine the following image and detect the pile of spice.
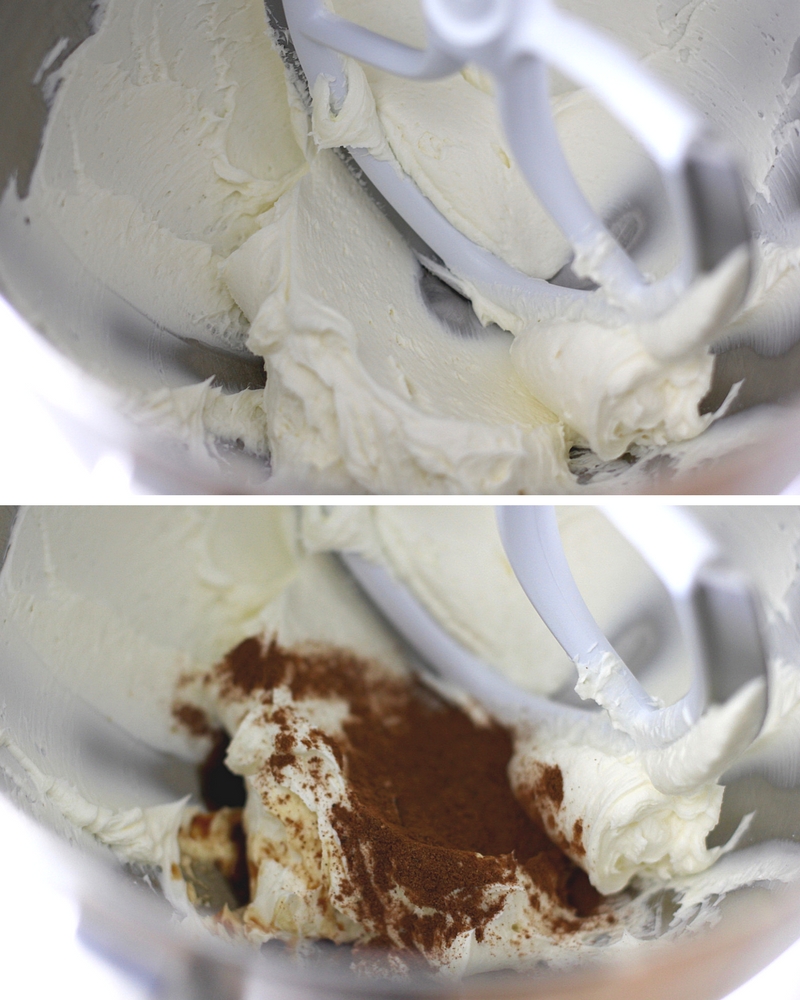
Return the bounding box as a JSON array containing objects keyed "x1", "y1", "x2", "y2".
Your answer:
[{"x1": 174, "y1": 637, "x2": 613, "y2": 968}]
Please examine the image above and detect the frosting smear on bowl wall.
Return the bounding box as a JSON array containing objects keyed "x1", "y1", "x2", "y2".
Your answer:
[{"x1": 7, "y1": 0, "x2": 800, "y2": 491}]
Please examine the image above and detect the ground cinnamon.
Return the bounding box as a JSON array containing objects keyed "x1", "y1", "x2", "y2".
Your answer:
[{"x1": 206, "y1": 637, "x2": 604, "y2": 953}]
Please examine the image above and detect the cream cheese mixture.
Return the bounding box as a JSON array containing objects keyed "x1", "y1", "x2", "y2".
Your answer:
[
  {"x1": 7, "y1": 0, "x2": 800, "y2": 492},
  {"x1": 2, "y1": 507, "x2": 800, "y2": 975}
]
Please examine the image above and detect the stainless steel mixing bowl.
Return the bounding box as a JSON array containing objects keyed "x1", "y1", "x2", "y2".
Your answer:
[
  {"x1": 3, "y1": 504, "x2": 800, "y2": 998},
  {"x1": 1, "y1": 0, "x2": 800, "y2": 493}
]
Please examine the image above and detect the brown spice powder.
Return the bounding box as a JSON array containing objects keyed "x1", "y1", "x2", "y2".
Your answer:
[
  {"x1": 538, "y1": 764, "x2": 564, "y2": 809},
  {"x1": 209, "y1": 637, "x2": 605, "y2": 955},
  {"x1": 172, "y1": 702, "x2": 214, "y2": 738},
  {"x1": 516, "y1": 765, "x2": 592, "y2": 865}
]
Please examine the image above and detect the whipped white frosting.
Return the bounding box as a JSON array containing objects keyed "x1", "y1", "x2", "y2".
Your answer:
[
  {"x1": 22, "y1": 0, "x2": 307, "y2": 350},
  {"x1": 301, "y1": 505, "x2": 664, "y2": 697},
  {"x1": 9, "y1": 0, "x2": 800, "y2": 491}
]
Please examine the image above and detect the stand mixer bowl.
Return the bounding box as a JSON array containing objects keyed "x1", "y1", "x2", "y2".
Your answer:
[
  {"x1": 2, "y1": 504, "x2": 800, "y2": 997},
  {"x1": 1, "y1": 0, "x2": 800, "y2": 492}
]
